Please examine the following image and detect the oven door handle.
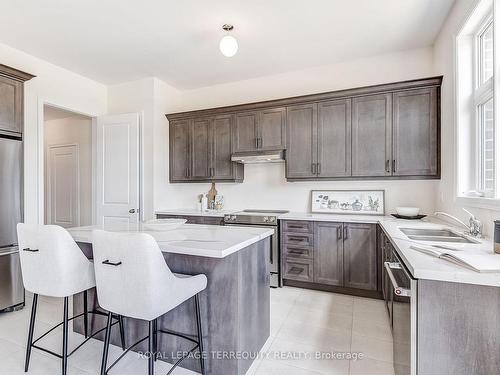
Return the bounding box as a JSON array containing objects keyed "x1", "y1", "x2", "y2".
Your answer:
[{"x1": 384, "y1": 261, "x2": 411, "y2": 297}]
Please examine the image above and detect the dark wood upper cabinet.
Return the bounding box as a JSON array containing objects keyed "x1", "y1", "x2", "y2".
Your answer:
[
  {"x1": 169, "y1": 119, "x2": 191, "y2": 181},
  {"x1": 0, "y1": 64, "x2": 34, "y2": 136},
  {"x1": 234, "y1": 111, "x2": 258, "y2": 152},
  {"x1": 317, "y1": 99, "x2": 352, "y2": 178},
  {"x1": 286, "y1": 104, "x2": 317, "y2": 179},
  {"x1": 343, "y1": 223, "x2": 377, "y2": 291},
  {"x1": 351, "y1": 93, "x2": 392, "y2": 177},
  {"x1": 313, "y1": 221, "x2": 343, "y2": 286},
  {"x1": 191, "y1": 118, "x2": 211, "y2": 179},
  {"x1": 392, "y1": 87, "x2": 438, "y2": 177},
  {"x1": 169, "y1": 116, "x2": 243, "y2": 183},
  {"x1": 167, "y1": 76, "x2": 442, "y2": 182},
  {"x1": 258, "y1": 107, "x2": 286, "y2": 150},
  {"x1": 211, "y1": 115, "x2": 237, "y2": 180}
]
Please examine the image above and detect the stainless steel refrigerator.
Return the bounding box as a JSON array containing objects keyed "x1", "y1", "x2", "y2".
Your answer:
[{"x1": 0, "y1": 136, "x2": 24, "y2": 312}]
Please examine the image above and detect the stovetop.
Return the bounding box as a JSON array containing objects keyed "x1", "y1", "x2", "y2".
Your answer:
[{"x1": 224, "y1": 209, "x2": 289, "y2": 225}]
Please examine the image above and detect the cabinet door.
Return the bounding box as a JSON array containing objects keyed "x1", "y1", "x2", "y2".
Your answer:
[
  {"x1": 258, "y1": 107, "x2": 286, "y2": 150},
  {"x1": 343, "y1": 223, "x2": 377, "y2": 290},
  {"x1": 0, "y1": 76, "x2": 23, "y2": 134},
  {"x1": 392, "y1": 87, "x2": 438, "y2": 176},
  {"x1": 211, "y1": 115, "x2": 235, "y2": 180},
  {"x1": 233, "y1": 111, "x2": 258, "y2": 152},
  {"x1": 286, "y1": 104, "x2": 318, "y2": 179},
  {"x1": 351, "y1": 94, "x2": 392, "y2": 177},
  {"x1": 317, "y1": 99, "x2": 352, "y2": 177},
  {"x1": 191, "y1": 118, "x2": 211, "y2": 179},
  {"x1": 169, "y1": 120, "x2": 191, "y2": 181},
  {"x1": 313, "y1": 221, "x2": 343, "y2": 286}
]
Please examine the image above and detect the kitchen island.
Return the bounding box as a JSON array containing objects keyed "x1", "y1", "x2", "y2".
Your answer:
[{"x1": 67, "y1": 223, "x2": 274, "y2": 375}]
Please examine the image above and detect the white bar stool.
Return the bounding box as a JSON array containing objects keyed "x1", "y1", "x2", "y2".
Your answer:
[
  {"x1": 16, "y1": 224, "x2": 126, "y2": 375},
  {"x1": 92, "y1": 230, "x2": 207, "y2": 375}
]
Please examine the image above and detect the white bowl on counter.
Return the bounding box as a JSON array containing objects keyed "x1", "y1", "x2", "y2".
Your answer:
[
  {"x1": 395, "y1": 207, "x2": 421, "y2": 217},
  {"x1": 142, "y1": 219, "x2": 187, "y2": 231}
]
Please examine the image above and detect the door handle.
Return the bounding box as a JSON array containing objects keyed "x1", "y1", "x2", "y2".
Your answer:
[
  {"x1": 317, "y1": 163, "x2": 321, "y2": 175},
  {"x1": 337, "y1": 226, "x2": 342, "y2": 240},
  {"x1": 343, "y1": 226, "x2": 348, "y2": 240},
  {"x1": 255, "y1": 138, "x2": 258, "y2": 149},
  {"x1": 393, "y1": 159, "x2": 396, "y2": 173},
  {"x1": 129, "y1": 209, "x2": 138, "y2": 214},
  {"x1": 385, "y1": 160, "x2": 390, "y2": 173}
]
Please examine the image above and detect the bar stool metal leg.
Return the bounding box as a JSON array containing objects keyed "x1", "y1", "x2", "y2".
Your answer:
[
  {"x1": 153, "y1": 319, "x2": 158, "y2": 362},
  {"x1": 118, "y1": 315, "x2": 126, "y2": 350},
  {"x1": 194, "y1": 294, "x2": 205, "y2": 375},
  {"x1": 62, "y1": 297, "x2": 69, "y2": 375},
  {"x1": 83, "y1": 290, "x2": 89, "y2": 338},
  {"x1": 148, "y1": 321, "x2": 154, "y2": 375},
  {"x1": 24, "y1": 293, "x2": 38, "y2": 372},
  {"x1": 100, "y1": 311, "x2": 113, "y2": 375}
]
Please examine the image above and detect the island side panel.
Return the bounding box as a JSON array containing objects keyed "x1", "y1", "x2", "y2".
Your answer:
[
  {"x1": 237, "y1": 238, "x2": 270, "y2": 374},
  {"x1": 418, "y1": 279, "x2": 500, "y2": 375},
  {"x1": 73, "y1": 238, "x2": 271, "y2": 375}
]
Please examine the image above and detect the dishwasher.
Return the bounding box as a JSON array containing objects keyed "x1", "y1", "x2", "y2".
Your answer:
[
  {"x1": 0, "y1": 246, "x2": 24, "y2": 311},
  {"x1": 384, "y1": 249, "x2": 417, "y2": 375}
]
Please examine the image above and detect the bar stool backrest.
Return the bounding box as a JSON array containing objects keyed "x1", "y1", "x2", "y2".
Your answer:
[
  {"x1": 16, "y1": 224, "x2": 95, "y2": 297},
  {"x1": 92, "y1": 230, "x2": 191, "y2": 321}
]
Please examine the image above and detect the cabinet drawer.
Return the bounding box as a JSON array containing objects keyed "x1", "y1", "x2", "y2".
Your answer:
[
  {"x1": 282, "y1": 220, "x2": 313, "y2": 233},
  {"x1": 284, "y1": 260, "x2": 314, "y2": 282},
  {"x1": 283, "y1": 244, "x2": 313, "y2": 260},
  {"x1": 283, "y1": 232, "x2": 313, "y2": 247}
]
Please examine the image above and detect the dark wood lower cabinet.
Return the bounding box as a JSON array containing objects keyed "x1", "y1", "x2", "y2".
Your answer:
[
  {"x1": 156, "y1": 214, "x2": 224, "y2": 226},
  {"x1": 343, "y1": 223, "x2": 377, "y2": 290},
  {"x1": 282, "y1": 219, "x2": 380, "y2": 297},
  {"x1": 313, "y1": 222, "x2": 343, "y2": 286}
]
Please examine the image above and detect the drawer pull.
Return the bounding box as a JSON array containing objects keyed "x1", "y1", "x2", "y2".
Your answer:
[
  {"x1": 288, "y1": 250, "x2": 306, "y2": 255},
  {"x1": 289, "y1": 266, "x2": 304, "y2": 275},
  {"x1": 287, "y1": 225, "x2": 305, "y2": 229},
  {"x1": 288, "y1": 236, "x2": 306, "y2": 242}
]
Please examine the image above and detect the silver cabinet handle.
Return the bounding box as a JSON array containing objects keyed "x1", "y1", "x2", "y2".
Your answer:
[
  {"x1": 393, "y1": 160, "x2": 396, "y2": 173},
  {"x1": 343, "y1": 226, "x2": 348, "y2": 240},
  {"x1": 337, "y1": 226, "x2": 342, "y2": 240},
  {"x1": 384, "y1": 262, "x2": 411, "y2": 297},
  {"x1": 317, "y1": 163, "x2": 321, "y2": 175},
  {"x1": 311, "y1": 163, "x2": 317, "y2": 174},
  {"x1": 129, "y1": 209, "x2": 138, "y2": 214},
  {"x1": 385, "y1": 160, "x2": 390, "y2": 173}
]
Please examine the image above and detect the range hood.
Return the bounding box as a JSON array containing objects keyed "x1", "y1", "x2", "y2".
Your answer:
[{"x1": 231, "y1": 150, "x2": 285, "y2": 164}]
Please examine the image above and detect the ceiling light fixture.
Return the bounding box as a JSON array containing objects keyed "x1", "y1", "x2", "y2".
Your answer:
[{"x1": 219, "y1": 24, "x2": 238, "y2": 57}]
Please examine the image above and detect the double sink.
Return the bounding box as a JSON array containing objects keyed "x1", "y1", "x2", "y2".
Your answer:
[{"x1": 400, "y1": 227, "x2": 479, "y2": 244}]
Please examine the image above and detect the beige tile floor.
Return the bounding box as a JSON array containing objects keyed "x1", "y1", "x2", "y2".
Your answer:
[{"x1": 0, "y1": 287, "x2": 394, "y2": 375}]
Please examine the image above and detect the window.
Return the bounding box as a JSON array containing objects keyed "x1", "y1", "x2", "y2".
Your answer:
[
  {"x1": 456, "y1": 0, "x2": 497, "y2": 204},
  {"x1": 475, "y1": 19, "x2": 495, "y2": 197}
]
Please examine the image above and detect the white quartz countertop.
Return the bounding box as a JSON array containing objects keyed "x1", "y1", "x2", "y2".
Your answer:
[
  {"x1": 68, "y1": 223, "x2": 273, "y2": 258},
  {"x1": 280, "y1": 212, "x2": 500, "y2": 287},
  {"x1": 155, "y1": 209, "x2": 236, "y2": 217}
]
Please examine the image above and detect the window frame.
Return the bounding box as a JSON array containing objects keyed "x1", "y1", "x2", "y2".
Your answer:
[{"x1": 473, "y1": 16, "x2": 495, "y2": 197}]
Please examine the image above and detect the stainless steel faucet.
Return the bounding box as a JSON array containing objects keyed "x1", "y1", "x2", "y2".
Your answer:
[{"x1": 434, "y1": 209, "x2": 483, "y2": 238}]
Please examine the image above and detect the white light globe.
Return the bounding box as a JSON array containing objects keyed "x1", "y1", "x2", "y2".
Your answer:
[{"x1": 219, "y1": 35, "x2": 238, "y2": 57}]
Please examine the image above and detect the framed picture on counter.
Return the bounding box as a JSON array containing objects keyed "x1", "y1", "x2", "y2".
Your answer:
[{"x1": 311, "y1": 190, "x2": 385, "y2": 215}]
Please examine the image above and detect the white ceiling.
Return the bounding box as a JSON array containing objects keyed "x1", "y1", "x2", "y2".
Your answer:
[{"x1": 0, "y1": 0, "x2": 454, "y2": 89}]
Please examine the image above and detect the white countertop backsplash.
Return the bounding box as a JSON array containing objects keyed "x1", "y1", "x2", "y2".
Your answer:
[{"x1": 68, "y1": 223, "x2": 273, "y2": 258}]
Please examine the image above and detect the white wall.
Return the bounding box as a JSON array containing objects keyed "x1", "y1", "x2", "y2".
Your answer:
[
  {"x1": 0, "y1": 42, "x2": 107, "y2": 224},
  {"x1": 433, "y1": 0, "x2": 500, "y2": 235},
  {"x1": 44, "y1": 115, "x2": 93, "y2": 225},
  {"x1": 154, "y1": 47, "x2": 440, "y2": 214}
]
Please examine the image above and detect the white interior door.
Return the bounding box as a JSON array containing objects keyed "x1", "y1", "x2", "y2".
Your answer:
[
  {"x1": 46, "y1": 144, "x2": 80, "y2": 227},
  {"x1": 96, "y1": 113, "x2": 140, "y2": 225}
]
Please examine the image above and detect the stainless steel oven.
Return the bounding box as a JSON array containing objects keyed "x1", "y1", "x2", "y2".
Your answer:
[
  {"x1": 384, "y1": 250, "x2": 417, "y2": 375},
  {"x1": 224, "y1": 210, "x2": 287, "y2": 288}
]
